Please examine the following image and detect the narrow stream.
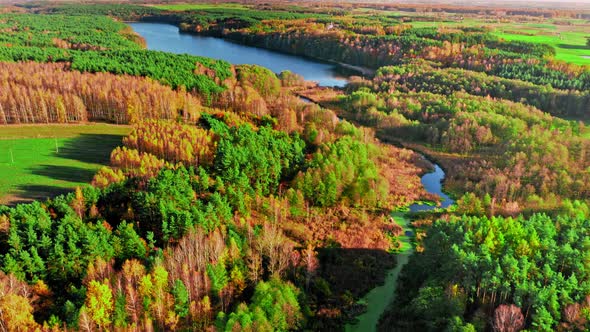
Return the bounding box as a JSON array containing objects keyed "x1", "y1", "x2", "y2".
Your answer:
[
  {"x1": 409, "y1": 163, "x2": 454, "y2": 212},
  {"x1": 346, "y1": 159, "x2": 454, "y2": 332}
]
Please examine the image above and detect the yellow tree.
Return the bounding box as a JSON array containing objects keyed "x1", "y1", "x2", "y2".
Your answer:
[
  {"x1": 0, "y1": 294, "x2": 39, "y2": 332},
  {"x1": 0, "y1": 272, "x2": 40, "y2": 332},
  {"x1": 82, "y1": 280, "x2": 114, "y2": 330}
]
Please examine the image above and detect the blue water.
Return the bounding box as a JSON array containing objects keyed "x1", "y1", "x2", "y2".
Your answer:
[
  {"x1": 409, "y1": 164, "x2": 454, "y2": 212},
  {"x1": 129, "y1": 22, "x2": 349, "y2": 87}
]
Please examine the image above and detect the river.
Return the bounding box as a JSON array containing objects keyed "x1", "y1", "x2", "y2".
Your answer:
[
  {"x1": 131, "y1": 21, "x2": 454, "y2": 332},
  {"x1": 129, "y1": 22, "x2": 350, "y2": 87},
  {"x1": 409, "y1": 163, "x2": 454, "y2": 212}
]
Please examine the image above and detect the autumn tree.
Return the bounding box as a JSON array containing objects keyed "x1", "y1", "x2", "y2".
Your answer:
[
  {"x1": 493, "y1": 304, "x2": 525, "y2": 332},
  {"x1": 81, "y1": 280, "x2": 114, "y2": 330},
  {"x1": 0, "y1": 272, "x2": 39, "y2": 332}
]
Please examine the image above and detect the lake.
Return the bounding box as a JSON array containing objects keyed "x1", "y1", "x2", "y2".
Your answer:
[{"x1": 129, "y1": 22, "x2": 350, "y2": 87}]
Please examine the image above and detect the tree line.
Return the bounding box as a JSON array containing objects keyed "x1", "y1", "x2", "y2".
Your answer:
[
  {"x1": 374, "y1": 64, "x2": 590, "y2": 118},
  {"x1": 0, "y1": 62, "x2": 203, "y2": 124}
]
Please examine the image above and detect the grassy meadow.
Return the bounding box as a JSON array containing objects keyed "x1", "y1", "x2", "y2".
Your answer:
[
  {"x1": 493, "y1": 22, "x2": 590, "y2": 65},
  {"x1": 0, "y1": 123, "x2": 129, "y2": 205}
]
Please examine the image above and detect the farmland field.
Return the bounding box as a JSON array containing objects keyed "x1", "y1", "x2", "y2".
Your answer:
[
  {"x1": 493, "y1": 23, "x2": 590, "y2": 65},
  {"x1": 0, "y1": 123, "x2": 129, "y2": 205}
]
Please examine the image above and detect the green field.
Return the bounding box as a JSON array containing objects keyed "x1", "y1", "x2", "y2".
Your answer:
[
  {"x1": 0, "y1": 124, "x2": 130, "y2": 205},
  {"x1": 493, "y1": 24, "x2": 590, "y2": 65}
]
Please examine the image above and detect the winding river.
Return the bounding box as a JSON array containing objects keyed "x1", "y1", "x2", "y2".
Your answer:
[
  {"x1": 409, "y1": 163, "x2": 454, "y2": 212},
  {"x1": 131, "y1": 21, "x2": 454, "y2": 332}
]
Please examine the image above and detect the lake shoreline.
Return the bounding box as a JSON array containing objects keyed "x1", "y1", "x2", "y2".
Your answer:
[
  {"x1": 129, "y1": 21, "x2": 352, "y2": 87},
  {"x1": 128, "y1": 20, "x2": 374, "y2": 82}
]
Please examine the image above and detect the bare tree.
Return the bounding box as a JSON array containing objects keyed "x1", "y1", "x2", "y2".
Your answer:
[
  {"x1": 493, "y1": 304, "x2": 525, "y2": 332},
  {"x1": 563, "y1": 303, "x2": 587, "y2": 330},
  {"x1": 258, "y1": 222, "x2": 293, "y2": 277}
]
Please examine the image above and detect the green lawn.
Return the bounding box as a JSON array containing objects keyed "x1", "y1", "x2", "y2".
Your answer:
[
  {"x1": 493, "y1": 27, "x2": 590, "y2": 65},
  {"x1": 0, "y1": 123, "x2": 130, "y2": 205}
]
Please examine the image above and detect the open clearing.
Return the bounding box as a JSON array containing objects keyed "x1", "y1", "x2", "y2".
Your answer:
[
  {"x1": 493, "y1": 25, "x2": 590, "y2": 65},
  {"x1": 0, "y1": 123, "x2": 130, "y2": 205}
]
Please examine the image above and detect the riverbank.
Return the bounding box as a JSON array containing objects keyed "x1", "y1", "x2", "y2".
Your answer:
[
  {"x1": 346, "y1": 212, "x2": 414, "y2": 332},
  {"x1": 131, "y1": 21, "x2": 375, "y2": 83},
  {"x1": 331, "y1": 61, "x2": 375, "y2": 77},
  {"x1": 294, "y1": 86, "x2": 464, "y2": 207}
]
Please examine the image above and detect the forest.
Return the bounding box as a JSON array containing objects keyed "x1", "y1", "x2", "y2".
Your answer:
[
  {"x1": 380, "y1": 212, "x2": 590, "y2": 331},
  {"x1": 0, "y1": 1, "x2": 590, "y2": 331},
  {"x1": 0, "y1": 93, "x2": 426, "y2": 330},
  {"x1": 336, "y1": 74, "x2": 590, "y2": 214},
  {"x1": 0, "y1": 6, "x2": 429, "y2": 330}
]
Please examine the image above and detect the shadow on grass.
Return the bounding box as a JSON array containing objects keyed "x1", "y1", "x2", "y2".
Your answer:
[
  {"x1": 310, "y1": 247, "x2": 396, "y2": 330},
  {"x1": 30, "y1": 165, "x2": 97, "y2": 183},
  {"x1": 5, "y1": 133, "x2": 125, "y2": 206},
  {"x1": 317, "y1": 248, "x2": 396, "y2": 298},
  {"x1": 557, "y1": 43, "x2": 590, "y2": 50},
  {"x1": 56, "y1": 133, "x2": 124, "y2": 164},
  {"x1": 7, "y1": 184, "x2": 71, "y2": 206}
]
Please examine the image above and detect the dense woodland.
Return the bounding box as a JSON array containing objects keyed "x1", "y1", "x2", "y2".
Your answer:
[
  {"x1": 0, "y1": 102, "x2": 425, "y2": 331},
  {"x1": 0, "y1": 7, "x2": 429, "y2": 330},
  {"x1": 0, "y1": 13, "x2": 231, "y2": 102},
  {"x1": 0, "y1": 13, "x2": 143, "y2": 50},
  {"x1": 0, "y1": 2, "x2": 590, "y2": 331},
  {"x1": 373, "y1": 63, "x2": 590, "y2": 118},
  {"x1": 336, "y1": 74, "x2": 590, "y2": 214},
  {"x1": 0, "y1": 62, "x2": 204, "y2": 124},
  {"x1": 380, "y1": 211, "x2": 590, "y2": 331}
]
